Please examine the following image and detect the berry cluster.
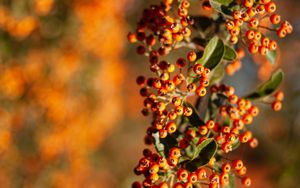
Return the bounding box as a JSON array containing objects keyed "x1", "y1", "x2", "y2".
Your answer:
[
  {"x1": 226, "y1": 0, "x2": 293, "y2": 55},
  {"x1": 129, "y1": 0, "x2": 290, "y2": 187}
]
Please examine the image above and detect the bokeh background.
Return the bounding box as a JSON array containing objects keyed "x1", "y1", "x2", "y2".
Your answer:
[{"x1": 0, "y1": 0, "x2": 298, "y2": 188}]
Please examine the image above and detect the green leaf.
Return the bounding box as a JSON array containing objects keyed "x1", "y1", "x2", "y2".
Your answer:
[
  {"x1": 223, "y1": 174, "x2": 235, "y2": 188},
  {"x1": 245, "y1": 69, "x2": 284, "y2": 99},
  {"x1": 195, "y1": 36, "x2": 225, "y2": 70},
  {"x1": 152, "y1": 133, "x2": 177, "y2": 158},
  {"x1": 209, "y1": 0, "x2": 233, "y2": 15},
  {"x1": 223, "y1": 45, "x2": 237, "y2": 61},
  {"x1": 185, "y1": 139, "x2": 217, "y2": 171},
  {"x1": 212, "y1": 0, "x2": 234, "y2": 6},
  {"x1": 183, "y1": 102, "x2": 205, "y2": 127},
  {"x1": 266, "y1": 50, "x2": 277, "y2": 64},
  {"x1": 209, "y1": 61, "x2": 225, "y2": 85},
  {"x1": 191, "y1": 16, "x2": 214, "y2": 32}
]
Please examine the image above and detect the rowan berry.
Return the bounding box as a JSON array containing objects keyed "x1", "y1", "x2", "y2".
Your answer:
[
  {"x1": 265, "y1": 2, "x2": 276, "y2": 13},
  {"x1": 177, "y1": 168, "x2": 189, "y2": 181},
  {"x1": 243, "y1": 0, "x2": 254, "y2": 8},
  {"x1": 256, "y1": 5, "x2": 266, "y2": 15},
  {"x1": 261, "y1": 0, "x2": 271, "y2": 4},
  {"x1": 254, "y1": 31, "x2": 262, "y2": 41},
  {"x1": 210, "y1": 173, "x2": 219, "y2": 184},
  {"x1": 222, "y1": 142, "x2": 232, "y2": 153},
  {"x1": 272, "y1": 101, "x2": 282, "y2": 111},
  {"x1": 175, "y1": 106, "x2": 184, "y2": 115},
  {"x1": 173, "y1": 183, "x2": 183, "y2": 188},
  {"x1": 237, "y1": 166, "x2": 247, "y2": 176},
  {"x1": 195, "y1": 168, "x2": 207, "y2": 179},
  {"x1": 179, "y1": 138, "x2": 190, "y2": 149},
  {"x1": 128, "y1": 32, "x2": 137, "y2": 43},
  {"x1": 187, "y1": 51, "x2": 197, "y2": 62},
  {"x1": 248, "y1": 18, "x2": 259, "y2": 28},
  {"x1": 241, "y1": 177, "x2": 251, "y2": 187},
  {"x1": 229, "y1": 94, "x2": 239, "y2": 104},
  {"x1": 230, "y1": 26, "x2": 240, "y2": 36},
  {"x1": 206, "y1": 120, "x2": 215, "y2": 129},
  {"x1": 245, "y1": 30, "x2": 255, "y2": 40},
  {"x1": 183, "y1": 182, "x2": 193, "y2": 188},
  {"x1": 248, "y1": 43, "x2": 258, "y2": 54},
  {"x1": 232, "y1": 159, "x2": 244, "y2": 170},
  {"x1": 234, "y1": 19, "x2": 244, "y2": 27},
  {"x1": 169, "y1": 147, "x2": 181, "y2": 158},
  {"x1": 149, "y1": 164, "x2": 159, "y2": 174},
  {"x1": 187, "y1": 173, "x2": 198, "y2": 183},
  {"x1": 268, "y1": 40, "x2": 278, "y2": 50},
  {"x1": 137, "y1": 46, "x2": 146, "y2": 55},
  {"x1": 261, "y1": 37, "x2": 270, "y2": 47},
  {"x1": 159, "y1": 129, "x2": 168, "y2": 138},
  {"x1": 202, "y1": 1, "x2": 212, "y2": 11},
  {"x1": 259, "y1": 46, "x2": 268, "y2": 55},
  {"x1": 173, "y1": 74, "x2": 185, "y2": 85},
  {"x1": 183, "y1": 107, "x2": 193, "y2": 116},
  {"x1": 222, "y1": 163, "x2": 231, "y2": 173},
  {"x1": 158, "y1": 182, "x2": 168, "y2": 188},
  {"x1": 165, "y1": 80, "x2": 175, "y2": 91},
  {"x1": 220, "y1": 172, "x2": 230, "y2": 186},
  {"x1": 277, "y1": 28, "x2": 287, "y2": 38},
  {"x1": 166, "y1": 122, "x2": 177, "y2": 134},
  {"x1": 246, "y1": 7, "x2": 256, "y2": 17},
  {"x1": 249, "y1": 137, "x2": 259, "y2": 148},
  {"x1": 167, "y1": 157, "x2": 178, "y2": 166},
  {"x1": 187, "y1": 83, "x2": 196, "y2": 92},
  {"x1": 176, "y1": 58, "x2": 187, "y2": 68},
  {"x1": 226, "y1": 21, "x2": 235, "y2": 30},
  {"x1": 132, "y1": 181, "x2": 142, "y2": 188},
  {"x1": 199, "y1": 126, "x2": 208, "y2": 136},
  {"x1": 233, "y1": 10, "x2": 242, "y2": 19},
  {"x1": 275, "y1": 91, "x2": 284, "y2": 101},
  {"x1": 200, "y1": 77, "x2": 210, "y2": 87},
  {"x1": 185, "y1": 129, "x2": 196, "y2": 140},
  {"x1": 196, "y1": 86, "x2": 207, "y2": 97},
  {"x1": 270, "y1": 14, "x2": 281, "y2": 24},
  {"x1": 193, "y1": 64, "x2": 204, "y2": 75}
]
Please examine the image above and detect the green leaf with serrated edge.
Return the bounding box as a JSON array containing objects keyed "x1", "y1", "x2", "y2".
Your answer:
[
  {"x1": 195, "y1": 36, "x2": 225, "y2": 70},
  {"x1": 223, "y1": 45, "x2": 237, "y2": 61},
  {"x1": 245, "y1": 69, "x2": 284, "y2": 99},
  {"x1": 212, "y1": 0, "x2": 234, "y2": 6},
  {"x1": 266, "y1": 50, "x2": 277, "y2": 64},
  {"x1": 184, "y1": 139, "x2": 217, "y2": 171},
  {"x1": 183, "y1": 102, "x2": 205, "y2": 127}
]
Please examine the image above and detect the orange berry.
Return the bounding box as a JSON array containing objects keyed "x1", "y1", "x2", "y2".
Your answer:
[
  {"x1": 230, "y1": 26, "x2": 240, "y2": 36},
  {"x1": 275, "y1": 91, "x2": 284, "y2": 101},
  {"x1": 277, "y1": 27, "x2": 287, "y2": 38},
  {"x1": 261, "y1": 37, "x2": 270, "y2": 47},
  {"x1": 187, "y1": 83, "x2": 197, "y2": 92},
  {"x1": 237, "y1": 166, "x2": 247, "y2": 176},
  {"x1": 176, "y1": 58, "x2": 187, "y2": 68},
  {"x1": 187, "y1": 173, "x2": 198, "y2": 183},
  {"x1": 127, "y1": 32, "x2": 137, "y2": 43},
  {"x1": 149, "y1": 164, "x2": 159, "y2": 174},
  {"x1": 196, "y1": 86, "x2": 207, "y2": 97},
  {"x1": 175, "y1": 106, "x2": 184, "y2": 115},
  {"x1": 206, "y1": 120, "x2": 215, "y2": 129},
  {"x1": 245, "y1": 30, "x2": 255, "y2": 40},
  {"x1": 169, "y1": 147, "x2": 181, "y2": 158},
  {"x1": 222, "y1": 142, "x2": 232, "y2": 153},
  {"x1": 270, "y1": 14, "x2": 281, "y2": 24},
  {"x1": 254, "y1": 31, "x2": 262, "y2": 41},
  {"x1": 259, "y1": 46, "x2": 268, "y2": 55},
  {"x1": 172, "y1": 97, "x2": 182, "y2": 107},
  {"x1": 256, "y1": 5, "x2": 266, "y2": 15},
  {"x1": 167, "y1": 157, "x2": 178, "y2": 166},
  {"x1": 173, "y1": 183, "x2": 183, "y2": 188},
  {"x1": 226, "y1": 21, "x2": 235, "y2": 30},
  {"x1": 249, "y1": 137, "x2": 259, "y2": 148},
  {"x1": 193, "y1": 64, "x2": 204, "y2": 75},
  {"x1": 159, "y1": 129, "x2": 168, "y2": 138},
  {"x1": 265, "y1": 2, "x2": 276, "y2": 13},
  {"x1": 246, "y1": 7, "x2": 256, "y2": 17},
  {"x1": 222, "y1": 163, "x2": 231, "y2": 173},
  {"x1": 220, "y1": 172, "x2": 230, "y2": 186},
  {"x1": 230, "y1": 35, "x2": 238, "y2": 44},
  {"x1": 234, "y1": 19, "x2": 244, "y2": 27},
  {"x1": 195, "y1": 168, "x2": 207, "y2": 179},
  {"x1": 199, "y1": 126, "x2": 208, "y2": 135},
  {"x1": 232, "y1": 159, "x2": 244, "y2": 170},
  {"x1": 248, "y1": 18, "x2": 259, "y2": 28},
  {"x1": 249, "y1": 106, "x2": 259, "y2": 116},
  {"x1": 159, "y1": 182, "x2": 169, "y2": 188},
  {"x1": 209, "y1": 173, "x2": 219, "y2": 184},
  {"x1": 183, "y1": 182, "x2": 193, "y2": 188},
  {"x1": 187, "y1": 51, "x2": 197, "y2": 62},
  {"x1": 202, "y1": 0, "x2": 212, "y2": 11},
  {"x1": 269, "y1": 40, "x2": 278, "y2": 50},
  {"x1": 164, "y1": 0, "x2": 173, "y2": 5},
  {"x1": 243, "y1": 0, "x2": 254, "y2": 8},
  {"x1": 261, "y1": 0, "x2": 271, "y2": 3},
  {"x1": 248, "y1": 43, "x2": 258, "y2": 53},
  {"x1": 242, "y1": 177, "x2": 252, "y2": 187},
  {"x1": 177, "y1": 168, "x2": 189, "y2": 181},
  {"x1": 272, "y1": 101, "x2": 282, "y2": 111},
  {"x1": 166, "y1": 122, "x2": 177, "y2": 134},
  {"x1": 233, "y1": 10, "x2": 242, "y2": 19},
  {"x1": 183, "y1": 107, "x2": 193, "y2": 116}
]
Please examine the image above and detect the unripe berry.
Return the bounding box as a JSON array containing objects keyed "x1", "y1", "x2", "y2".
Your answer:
[{"x1": 187, "y1": 51, "x2": 197, "y2": 62}]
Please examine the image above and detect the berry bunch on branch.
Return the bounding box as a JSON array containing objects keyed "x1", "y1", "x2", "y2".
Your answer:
[{"x1": 128, "y1": 0, "x2": 291, "y2": 187}]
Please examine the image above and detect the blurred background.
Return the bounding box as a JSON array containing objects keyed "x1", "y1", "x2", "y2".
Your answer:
[{"x1": 0, "y1": 0, "x2": 298, "y2": 188}]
